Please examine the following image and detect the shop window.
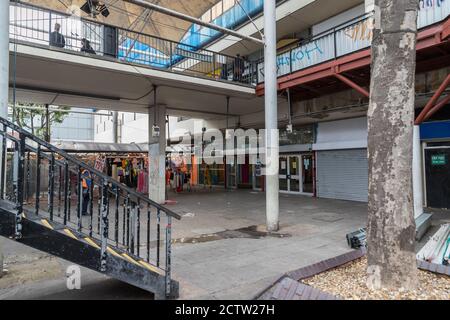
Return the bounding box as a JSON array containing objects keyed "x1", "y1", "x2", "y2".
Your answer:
[{"x1": 279, "y1": 125, "x2": 314, "y2": 146}]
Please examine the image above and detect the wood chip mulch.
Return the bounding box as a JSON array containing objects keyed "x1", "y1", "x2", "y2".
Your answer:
[{"x1": 302, "y1": 258, "x2": 450, "y2": 300}]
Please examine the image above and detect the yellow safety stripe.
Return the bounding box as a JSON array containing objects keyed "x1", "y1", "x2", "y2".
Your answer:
[
  {"x1": 84, "y1": 237, "x2": 101, "y2": 249},
  {"x1": 138, "y1": 260, "x2": 165, "y2": 276},
  {"x1": 107, "y1": 246, "x2": 121, "y2": 258},
  {"x1": 41, "y1": 219, "x2": 53, "y2": 230},
  {"x1": 122, "y1": 253, "x2": 140, "y2": 266},
  {"x1": 64, "y1": 229, "x2": 78, "y2": 240}
]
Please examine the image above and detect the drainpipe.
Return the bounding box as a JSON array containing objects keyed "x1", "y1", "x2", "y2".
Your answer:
[{"x1": 0, "y1": 0, "x2": 9, "y2": 277}]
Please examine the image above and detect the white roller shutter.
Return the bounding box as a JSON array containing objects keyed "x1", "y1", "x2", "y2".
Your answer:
[{"x1": 316, "y1": 149, "x2": 368, "y2": 202}]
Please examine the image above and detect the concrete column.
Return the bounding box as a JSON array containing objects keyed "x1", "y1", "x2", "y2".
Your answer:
[
  {"x1": 413, "y1": 125, "x2": 424, "y2": 219},
  {"x1": 148, "y1": 98, "x2": 166, "y2": 204},
  {"x1": 112, "y1": 111, "x2": 119, "y2": 143},
  {"x1": 264, "y1": 0, "x2": 279, "y2": 232},
  {"x1": 0, "y1": 0, "x2": 10, "y2": 278}
]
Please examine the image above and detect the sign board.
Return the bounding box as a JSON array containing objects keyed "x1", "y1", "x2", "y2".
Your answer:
[
  {"x1": 431, "y1": 154, "x2": 447, "y2": 166},
  {"x1": 94, "y1": 157, "x2": 106, "y2": 172}
]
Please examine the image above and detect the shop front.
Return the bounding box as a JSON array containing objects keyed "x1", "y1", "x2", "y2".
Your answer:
[
  {"x1": 279, "y1": 153, "x2": 314, "y2": 195},
  {"x1": 420, "y1": 120, "x2": 450, "y2": 209}
]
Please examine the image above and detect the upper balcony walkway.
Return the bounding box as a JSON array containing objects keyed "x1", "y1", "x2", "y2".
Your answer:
[
  {"x1": 9, "y1": 2, "x2": 258, "y2": 87},
  {"x1": 256, "y1": 2, "x2": 450, "y2": 96},
  {"x1": 8, "y1": 2, "x2": 263, "y2": 119}
]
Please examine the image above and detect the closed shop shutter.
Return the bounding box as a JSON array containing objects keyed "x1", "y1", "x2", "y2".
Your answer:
[{"x1": 316, "y1": 149, "x2": 368, "y2": 202}]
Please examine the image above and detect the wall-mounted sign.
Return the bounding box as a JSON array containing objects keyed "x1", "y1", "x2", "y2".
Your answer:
[{"x1": 431, "y1": 154, "x2": 447, "y2": 166}]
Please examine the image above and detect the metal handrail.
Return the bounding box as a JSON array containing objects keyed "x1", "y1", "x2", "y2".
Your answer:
[
  {"x1": 0, "y1": 116, "x2": 181, "y2": 220},
  {"x1": 0, "y1": 115, "x2": 179, "y2": 296}
]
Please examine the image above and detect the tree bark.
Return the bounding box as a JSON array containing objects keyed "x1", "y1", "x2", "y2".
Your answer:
[{"x1": 367, "y1": 0, "x2": 419, "y2": 290}]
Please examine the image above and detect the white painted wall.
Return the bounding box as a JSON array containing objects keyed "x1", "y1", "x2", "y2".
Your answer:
[
  {"x1": 313, "y1": 117, "x2": 368, "y2": 151},
  {"x1": 312, "y1": 4, "x2": 365, "y2": 36}
]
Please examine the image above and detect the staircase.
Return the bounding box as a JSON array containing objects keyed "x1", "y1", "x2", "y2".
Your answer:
[{"x1": 0, "y1": 117, "x2": 181, "y2": 299}]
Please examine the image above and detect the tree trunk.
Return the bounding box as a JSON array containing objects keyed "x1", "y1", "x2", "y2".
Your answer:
[{"x1": 367, "y1": 0, "x2": 419, "y2": 290}]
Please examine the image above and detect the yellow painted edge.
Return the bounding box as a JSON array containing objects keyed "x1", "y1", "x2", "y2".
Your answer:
[
  {"x1": 107, "y1": 246, "x2": 121, "y2": 258},
  {"x1": 138, "y1": 260, "x2": 165, "y2": 276},
  {"x1": 84, "y1": 237, "x2": 101, "y2": 249},
  {"x1": 21, "y1": 213, "x2": 26, "y2": 219},
  {"x1": 121, "y1": 253, "x2": 140, "y2": 266},
  {"x1": 64, "y1": 229, "x2": 78, "y2": 240},
  {"x1": 41, "y1": 219, "x2": 53, "y2": 230}
]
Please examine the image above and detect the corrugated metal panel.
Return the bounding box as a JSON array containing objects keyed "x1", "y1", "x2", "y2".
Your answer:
[
  {"x1": 418, "y1": 0, "x2": 450, "y2": 29},
  {"x1": 257, "y1": 2, "x2": 450, "y2": 84},
  {"x1": 335, "y1": 16, "x2": 373, "y2": 57},
  {"x1": 291, "y1": 33, "x2": 335, "y2": 73},
  {"x1": 317, "y1": 149, "x2": 368, "y2": 202}
]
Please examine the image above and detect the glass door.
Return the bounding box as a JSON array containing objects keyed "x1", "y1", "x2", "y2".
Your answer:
[
  {"x1": 279, "y1": 155, "x2": 301, "y2": 193},
  {"x1": 301, "y1": 154, "x2": 314, "y2": 194},
  {"x1": 289, "y1": 156, "x2": 300, "y2": 192},
  {"x1": 279, "y1": 156, "x2": 288, "y2": 191}
]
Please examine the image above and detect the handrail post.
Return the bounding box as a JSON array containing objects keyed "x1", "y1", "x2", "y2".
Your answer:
[
  {"x1": 165, "y1": 215, "x2": 172, "y2": 298},
  {"x1": 0, "y1": 124, "x2": 6, "y2": 200},
  {"x1": 77, "y1": 165, "x2": 82, "y2": 232},
  {"x1": 63, "y1": 160, "x2": 68, "y2": 224},
  {"x1": 100, "y1": 179, "x2": 109, "y2": 272},
  {"x1": 35, "y1": 145, "x2": 41, "y2": 215},
  {"x1": 157, "y1": 208, "x2": 161, "y2": 267},
  {"x1": 48, "y1": 152, "x2": 55, "y2": 221},
  {"x1": 15, "y1": 133, "x2": 25, "y2": 239}
]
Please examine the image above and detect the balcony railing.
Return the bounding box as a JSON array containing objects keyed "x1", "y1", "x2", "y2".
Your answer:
[
  {"x1": 9, "y1": 1, "x2": 257, "y2": 87},
  {"x1": 257, "y1": 1, "x2": 450, "y2": 84}
]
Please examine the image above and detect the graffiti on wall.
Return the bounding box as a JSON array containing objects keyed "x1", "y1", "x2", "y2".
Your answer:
[
  {"x1": 420, "y1": 0, "x2": 445, "y2": 9},
  {"x1": 344, "y1": 17, "x2": 374, "y2": 43},
  {"x1": 259, "y1": 41, "x2": 324, "y2": 80}
]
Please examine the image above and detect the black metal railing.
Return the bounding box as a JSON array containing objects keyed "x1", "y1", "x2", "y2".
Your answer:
[
  {"x1": 0, "y1": 116, "x2": 181, "y2": 297},
  {"x1": 9, "y1": 1, "x2": 257, "y2": 86}
]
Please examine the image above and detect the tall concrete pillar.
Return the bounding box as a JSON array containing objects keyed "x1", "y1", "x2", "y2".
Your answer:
[
  {"x1": 264, "y1": 0, "x2": 279, "y2": 232},
  {"x1": 413, "y1": 125, "x2": 424, "y2": 219},
  {"x1": 0, "y1": 0, "x2": 9, "y2": 277},
  {"x1": 148, "y1": 91, "x2": 166, "y2": 204}
]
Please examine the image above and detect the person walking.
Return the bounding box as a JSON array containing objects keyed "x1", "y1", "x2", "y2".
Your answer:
[{"x1": 81, "y1": 169, "x2": 92, "y2": 216}]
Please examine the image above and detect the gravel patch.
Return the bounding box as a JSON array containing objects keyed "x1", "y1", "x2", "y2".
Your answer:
[{"x1": 302, "y1": 258, "x2": 450, "y2": 300}]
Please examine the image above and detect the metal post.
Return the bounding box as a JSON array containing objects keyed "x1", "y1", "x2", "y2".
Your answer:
[
  {"x1": 115, "y1": 188, "x2": 119, "y2": 246},
  {"x1": 100, "y1": 179, "x2": 108, "y2": 272},
  {"x1": 113, "y1": 111, "x2": 119, "y2": 143},
  {"x1": 15, "y1": 134, "x2": 25, "y2": 239},
  {"x1": 0, "y1": 0, "x2": 8, "y2": 200},
  {"x1": 0, "y1": 125, "x2": 6, "y2": 200},
  {"x1": 45, "y1": 104, "x2": 50, "y2": 142},
  {"x1": 48, "y1": 153, "x2": 55, "y2": 221},
  {"x1": 147, "y1": 205, "x2": 151, "y2": 262},
  {"x1": 136, "y1": 199, "x2": 141, "y2": 256},
  {"x1": 157, "y1": 208, "x2": 161, "y2": 267},
  {"x1": 34, "y1": 146, "x2": 41, "y2": 215},
  {"x1": 63, "y1": 161, "x2": 69, "y2": 224},
  {"x1": 264, "y1": 0, "x2": 279, "y2": 232},
  {"x1": 0, "y1": 0, "x2": 8, "y2": 274},
  {"x1": 165, "y1": 215, "x2": 172, "y2": 298},
  {"x1": 77, "y1": 166, "x2": 82, "y2": 232}
]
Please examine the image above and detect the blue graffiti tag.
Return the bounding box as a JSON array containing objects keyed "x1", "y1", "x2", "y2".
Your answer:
[
  {"x1": 291, "y1": 41, "x2": 324, "y2": 63},
  {"x1": 259, "y1": 41, "x2": 324, "y2": 79},
  {"x1": 420, "y1": 0, "x2": 445, "y2": 8}
]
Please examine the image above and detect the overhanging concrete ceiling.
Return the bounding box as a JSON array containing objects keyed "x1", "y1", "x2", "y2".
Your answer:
[{"x1": 21, "y1": 0, "x2": 221, "y2": 42}]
